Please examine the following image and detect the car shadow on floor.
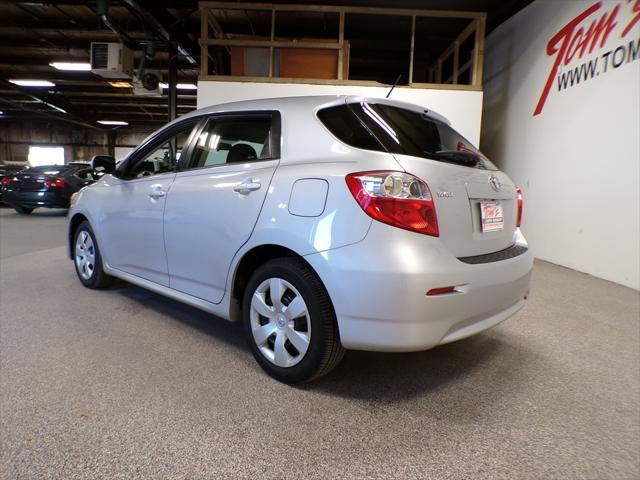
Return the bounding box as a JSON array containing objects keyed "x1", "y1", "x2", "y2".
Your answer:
[
  {"x1": 109, "y1": 279, "x2": 531, "y2": 404},
  {"x1": 1, "y1": 207, "x2": 68, "y2": 217},
  {"x1": 110, "y1": 280, "x2": 248, "y2": 351}
]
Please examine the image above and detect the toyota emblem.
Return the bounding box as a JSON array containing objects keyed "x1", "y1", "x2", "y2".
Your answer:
[{"x1": 488, "y1": 175, "x2": 501, "y2": 192}]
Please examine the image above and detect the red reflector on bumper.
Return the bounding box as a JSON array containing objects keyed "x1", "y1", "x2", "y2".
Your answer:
[{"x1": 426, "y1": 286, "x2": 456, "y2": 296}]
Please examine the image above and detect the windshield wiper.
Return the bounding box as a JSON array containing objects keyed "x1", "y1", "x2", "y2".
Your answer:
[{"x1": 431, "y1": 150, "x2": 485, "y2": 168}]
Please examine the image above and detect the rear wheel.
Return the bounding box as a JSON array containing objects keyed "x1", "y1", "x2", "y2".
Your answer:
[
  {"x1": 14, "y1": 206, "x2": 34, "y2": 215},
  {"x1": 73, "y1": 221, "x2": 113, "y2": 289},
  {"x1": 242, "y1": 258, "x2": 344, "y2": 383}
]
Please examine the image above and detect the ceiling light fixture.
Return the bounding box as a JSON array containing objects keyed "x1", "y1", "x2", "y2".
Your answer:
[
  {"x1": 159, "y1": 82, "x2": 197, "y2": 90},
  {"x1": 9, "y1": 79, "x2": 55, "y2": 87},
  {"x1": 49, "y1": 62, "x2": 91, "y2": 71},
  {"x1": 46, "y1": 103, "x2": 67, "y2": 114},
  {"x1": 98, "y1": 120, "x2": 129, "y2": 126}
]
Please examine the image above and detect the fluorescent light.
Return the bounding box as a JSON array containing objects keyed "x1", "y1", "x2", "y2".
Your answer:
[
  {"x1": 9, "y1": 79, "x2": 55, "y2": 87},
  {"x1": 98, "y1": 120, "x2": 128, "y2": 126},
  {"x1": 49, "y1": 62, "x2": 91, "y2": 71},
  {"x1": 108, "y1": 81, "x2": 133, "y2": 88},
  {"x1": 159, "y1": 82, "x2": 197, "y2": 90},
  {"x1": 46, "y1": 103, "x2": 67, "y2": 114}
]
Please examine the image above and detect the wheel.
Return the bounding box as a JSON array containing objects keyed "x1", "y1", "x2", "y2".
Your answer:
[
  {"x1": 242, "y1": 258, "x2": 344, "y2": 383},
  {"x1": 73, "y1": 221, "x2": 113, "y2": 289},
  {"x1": 14, "y1": 206, "x2": 34, "y2": 215}
]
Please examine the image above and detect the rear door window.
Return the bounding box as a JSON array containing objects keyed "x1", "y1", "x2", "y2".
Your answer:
[{"x1": 189, "y1": 116, "x2": 274, "y2": 169}]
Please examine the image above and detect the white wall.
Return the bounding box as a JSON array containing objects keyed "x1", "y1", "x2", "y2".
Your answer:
[
  {"x1": 198, "y1": 81, "x2": 484, "y2": 146},
  {"x1": 482, "y1": 0, "x2": 640, "y2": 289}
]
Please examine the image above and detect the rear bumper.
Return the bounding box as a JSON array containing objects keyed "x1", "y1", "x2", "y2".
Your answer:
[
  {"x1": 304, "y1": 222, "x2": 533, "y2": 352},
  {"x1": 2, "y1": 190, "x2": 70, "y2": 208}
]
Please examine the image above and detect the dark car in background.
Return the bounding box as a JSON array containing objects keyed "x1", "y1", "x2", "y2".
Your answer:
[
  {"x1": 0, "y1": 164, "x2": 25, "y2": 204},
  {"x1": 1, "y1": 163, "x2": 102, "y2": 214}
]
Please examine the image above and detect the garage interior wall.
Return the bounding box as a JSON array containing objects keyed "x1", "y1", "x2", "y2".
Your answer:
[
  {"x1": 0, "y1": 122, "x2": 152, "y2": 164},
  {"x1": 481, "y1": 0, "x2": 640, "y2": 289},
  {"x1": 197, "y1": 81, "x2": 484, "y2": 146}
]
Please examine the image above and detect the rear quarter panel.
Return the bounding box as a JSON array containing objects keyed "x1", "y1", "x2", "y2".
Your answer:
[{"x1": 225, "y1": 101, "x2": 403, "y2": 295}]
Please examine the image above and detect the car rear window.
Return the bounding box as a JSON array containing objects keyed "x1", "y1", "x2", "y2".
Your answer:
[
  {"x1": 316, "y1": 104, "x2": 382, "y2": 151},
  {"x1": 317, "y1": 102, "x2": 497, "y2": 170}
]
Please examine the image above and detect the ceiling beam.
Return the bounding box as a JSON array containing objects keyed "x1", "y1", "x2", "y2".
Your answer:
[
  {"x1": 0, "y1": 78, "x2": 108, "y2": 129},
  {"x1": 0, "y1": 89, "x2": 197, "y2": 99},
  {"x1": 0, "y1": 97, "x2": 105, "y2": 131},
  {"x1": 0, "y1": 69, "x2": 196, "y2": 84},
  {"x1": 0, "y1": 19, "x2": 148, "y2": 32}
]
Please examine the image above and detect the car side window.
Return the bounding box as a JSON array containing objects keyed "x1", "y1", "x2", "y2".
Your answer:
[
  {"x1": 190, "y1": 116, "x2": 272, "y2": 169},
  {"x1": 75, "y1": 168, "x2": 103, "y2": 182},
  {"x1": 129, "y1": 124, "x2": 197, "y2": 178}
]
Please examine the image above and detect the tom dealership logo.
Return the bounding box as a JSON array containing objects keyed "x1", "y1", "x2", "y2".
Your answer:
[{"x1": 534, "y1": 0, "x2": 640, "y2": 116}]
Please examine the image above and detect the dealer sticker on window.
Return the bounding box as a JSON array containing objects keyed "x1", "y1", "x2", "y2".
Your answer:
[{"x1": 480, "y1": 202, "x2": 504, "y2": 232}]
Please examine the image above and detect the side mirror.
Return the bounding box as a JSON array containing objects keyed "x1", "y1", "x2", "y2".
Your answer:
[{"x1": 91, "y1": 155, "x2": 116, "y2": 174}]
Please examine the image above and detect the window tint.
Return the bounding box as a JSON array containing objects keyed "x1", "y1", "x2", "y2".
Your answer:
[
  {"x1": 317, "y1": 105, "x2": 381, "y2": 151},
  {"x1": 357, "y1": 103, "x2": 497, "y2": 170},
  {"x1": 130, "y1": 124, "x2": 196, "y2": 178},
  {"x1": 190, "y1": 117, "x2": 272, "y2": 169},
  {"x1": 319, "y1": 103, "x2": 496, "y2": 170}
]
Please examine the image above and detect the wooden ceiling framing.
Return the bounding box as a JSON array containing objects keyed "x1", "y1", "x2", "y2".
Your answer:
[
  {"x1": 0, "y1": 0, "x2": 201, "y2": 130},
  {"x1": 0, "y1": 0, "x2": 532, "y2": 132}
]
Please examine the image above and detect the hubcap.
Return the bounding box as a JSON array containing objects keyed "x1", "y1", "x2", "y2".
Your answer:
[
  {"x1": 75, "y1": 230, "x2": 96, "y2": 281},
  {"x1": 250, "y1": 277, "x2": 311, "y2": 368}
]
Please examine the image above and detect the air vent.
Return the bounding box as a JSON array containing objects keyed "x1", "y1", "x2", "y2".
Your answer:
[
  {"x1": 90, "y1": 42, "x2": 133, "y2": 79},
  {"x1": 91, "y1": 43, "x2": 109, "y2": 69}
]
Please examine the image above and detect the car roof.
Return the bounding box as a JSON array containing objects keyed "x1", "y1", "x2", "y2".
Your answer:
[
  {"x1": 178, "y1": 95, "x2": 451, "y2": 126},
  {"x1": 129, "y1": 95, "x2": 452, "y2": 166},
  {"x1": 23, "y1": 164, "x2": 77, "y2": 171}
]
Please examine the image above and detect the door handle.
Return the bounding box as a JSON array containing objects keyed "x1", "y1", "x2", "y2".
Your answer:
[
  {"x1": 233, "y1": 178, "x2": 261, "y2": 195},
  {"x1": 148, "y1": 185, "x2": 166, "y2": 200}
]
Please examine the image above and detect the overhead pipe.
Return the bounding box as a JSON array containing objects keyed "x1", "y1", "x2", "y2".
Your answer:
[
  {"x1": 95, "y1": 0, "x2": 138, "y2": 51},
  {"x1": 121, "y1": 0, "x2": 198, "y2": 65}
]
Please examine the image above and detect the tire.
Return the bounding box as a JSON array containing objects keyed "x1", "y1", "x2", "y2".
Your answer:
[
  {"x1": 14, "y1": 206, "x2": 34, "y2": 215},
  {"x1": 72, "y1": 221, "x2": 113, "y2": 289},
  {"x1": 242, "y1": 257, "x2": 344, "y2": 383}
]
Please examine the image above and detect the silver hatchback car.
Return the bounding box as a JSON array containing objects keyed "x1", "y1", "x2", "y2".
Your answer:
[{"x1": 68, "y1": 95, "x2": 532, "y2": 383}]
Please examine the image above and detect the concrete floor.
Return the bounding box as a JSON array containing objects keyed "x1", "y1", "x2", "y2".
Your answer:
[{"x1": 1, "y1": 207, "x2": 639, "y2": 480}]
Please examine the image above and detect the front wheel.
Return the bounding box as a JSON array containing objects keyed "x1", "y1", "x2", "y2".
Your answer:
[
  {"x1": 242, "y1": 258, "x2": 344, "y2": 383},
  {"x1": 14, "y1": 206, "x2": 34, "y2": 215},
  {"x1": 73, "y1": 221, "x2": 113, "y2": 289}
]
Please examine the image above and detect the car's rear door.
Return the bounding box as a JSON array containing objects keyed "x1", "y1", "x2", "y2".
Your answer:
[
  {"x1": 352, "y1": 101, "x2": 518, "y2": 257},
  {"x1": 163, "y1": 111, "x2": 280, "y2": 303},
  {"x1": 98, "y1": 119, "x2": 200, "y2": 286}
]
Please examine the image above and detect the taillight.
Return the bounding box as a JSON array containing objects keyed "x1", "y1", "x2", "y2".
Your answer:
[
  {"x1": 345, "y1": 171, "x2": 439, "y2": 236},
  {"x1": 515, "y1": 186, "x2": 523, "y2": 227},
  {"x1": 1, "y1": 177, "x2": 13, "y2": 186},
  {"x1": 44, "y1": 178, "x2": 65, "y2": 188}
]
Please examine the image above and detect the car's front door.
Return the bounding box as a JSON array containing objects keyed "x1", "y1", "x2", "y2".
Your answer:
[
  {"x1": 99, "y1": 120, "x2": 200, "y2": 286},
  {"x1": 163, "y1": 112, "x2": 280, "y2": 303}
]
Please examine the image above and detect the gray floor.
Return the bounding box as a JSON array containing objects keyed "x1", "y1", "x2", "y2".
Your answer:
[{"x1": 1, "y1": 207, "x2": 639, "y2": 480}]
